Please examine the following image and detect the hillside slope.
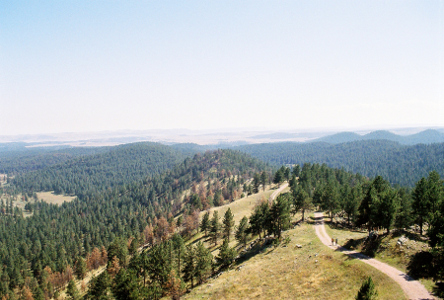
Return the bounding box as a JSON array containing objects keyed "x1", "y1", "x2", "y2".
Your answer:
[
  {"x1": 184, "y1": 222, "x2": 406, "y2": 300},
  {"x1": 235, "y1": 140, "x2": 444, "y2": 186},
  {"x1": 0, "y1": 149, "x2": 271, "y2": 299}
]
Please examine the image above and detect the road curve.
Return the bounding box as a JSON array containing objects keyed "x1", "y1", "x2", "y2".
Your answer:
[
  {"x1": 269, "y1": 183, "x2": 289, "y2": 201},
  {"x1": 314, "y1": 212, "x2": 434, "y2": 300}
]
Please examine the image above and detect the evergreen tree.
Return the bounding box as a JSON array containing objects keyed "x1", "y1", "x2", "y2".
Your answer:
[
  {"x1": 343, "y1": 185, "x2": 362, "y2": 226},
  {"x1": 145, "y1": 241, "x2": 173, "y2": 292},
  {"x1": 292, "y1": 165, "x2": 300, "y2": 178},
  {"x1": 129, "y1": 238, "x2": 138, "y2": 255},
  {"x1": 86, "y1": 271, "x2": 112, "y2": 300},
  {"x1": 426, "y1": 171, "x2": 444, "y2": 248},
  {"x1": 108, "y1": 237, "x2": 129, "y2": 268},
  {"x1": 249, "y1": 201, "x2": 270, "y2": 238},
  {"x1": 357, "y1": 176, "x2": 396, "y2": 233},
  {"x1": 215, "y1": 239, "x2": 236, "y2": 271},
  {"x1": 182, "y1": 244, "x2": 196, "y2": 288},
  {"x1": 412, "y1": 177, "x2": 429, "y2": 235},
  {"x1": 66, "y1": 279, "x2": 80, "y2": 300},
  {"x1": 200, "y1": 211, "x2": 210, "y2": 237},
  {"x1": 321, "y1": 181, "x2": 339, "y2": 223},
  {"x1": 273, "y1": 169, "x2": 283, "y2": 185},
  {"x1": 194, "y1": 242, "x2": 213, "y2": 285},
  {"x1": 394, "y1": 187, "x2": 413, "y2": 230},
  {"x1": 209, "y1": 211, "x2": 221, "y2": 246},
  {"x1": 112, "y1": 268, "x2": 142, "y2": 300},
  {"x1": 283, "y1": 167, "x2": 290, "y2": 182},
  {"x1": 253, "y1": 173, "x2": 261, "y2": 193},
  {"x1": 355, "y1": 276, "x2": 377, "y2": 300},
  {"x1": 235, "y1": 216, "x2": 249, "y2": 248},
  {"x1": 171, "y1": 234, "x2": 185, "y2": 278},
  {"x1": 74, "y1": 258, "x2": 87, "y2": 280},
  {"x1": 292, "y1": 185, "x2": 312, "y2": 221},
  {"x1": 260, "y1": 171, "x2": 267, "y2": 191},
  {"x1": 222, "y1": 208, "x2": 235, "y2": 242},
  {"x1": 270, "y1": 193, "x2": 291, "y2": 239}
]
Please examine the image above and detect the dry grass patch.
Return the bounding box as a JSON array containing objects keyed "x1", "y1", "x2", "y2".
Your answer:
[
  {"x1": 36, "y1": 191, "x2": 76, "y2": 206},
  {"x1": 183, "y1": 223, "x2": 406, "y2": 300},
  {"x1": 205, "y1": 189, "x2": 274, "y2": 225}
]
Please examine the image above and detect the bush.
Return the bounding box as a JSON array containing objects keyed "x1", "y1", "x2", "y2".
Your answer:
[{"x1": 356, "y1": 276, "x2": 377, "y2": 300}]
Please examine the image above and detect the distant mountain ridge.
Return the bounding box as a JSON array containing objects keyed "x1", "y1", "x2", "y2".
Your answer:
[{"x1": 315, "y1": 129, "x2": 444, "y2": 145}]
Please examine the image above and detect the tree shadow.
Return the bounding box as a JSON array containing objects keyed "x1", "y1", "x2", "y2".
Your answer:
[
  {"x1": 433, "y1": 282, "x2": 444, "y2": 299},
  {"x1": 324, "y1": 220, "x2": 367, "y2": 234},
  {"x1": 407, "y1": 251, "x2": 434, "y2": 280},
  {"x1": 187, "y1": 235, "x2": 208, "y2": 245},
  {"x1": 235, "y1": 238, "x2": 275, "y2": 265},
  {"x1": 341, "y1": 235, "x2": 382, "y2": 258}
]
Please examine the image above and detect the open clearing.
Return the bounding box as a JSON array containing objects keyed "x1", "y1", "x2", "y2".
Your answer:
[{"x1": 36, "y1": 191, "x2": 76, "y2": 206}]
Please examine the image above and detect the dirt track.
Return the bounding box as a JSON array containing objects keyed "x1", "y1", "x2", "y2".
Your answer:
[
  {"x1": 269, "y1": 183, "x2": 289, "y2": 201},
  {"x1": 314, "y1": 212, "x2": 434, "y2": 300}
]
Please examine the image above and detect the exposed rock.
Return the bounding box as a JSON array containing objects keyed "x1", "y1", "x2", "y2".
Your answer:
[
  {"x1": 398, "y1": 235, "x2": 408, "y2": 245},
  {"x1": 236, "y1": 264, "x2": 245, "y2": 271}
]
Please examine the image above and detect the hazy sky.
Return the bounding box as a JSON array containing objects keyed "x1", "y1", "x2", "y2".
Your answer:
[{"x1": 1, "y1": 1, "x2": 443, "y2": 135}]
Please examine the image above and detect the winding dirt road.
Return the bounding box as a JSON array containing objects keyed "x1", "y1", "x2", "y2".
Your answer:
[
  {"x1": 314, "y1": 212, "x2": 434, "y2": 300},
  {"x1": 269, "y1": 183, "x2": 289, "y2": 201}
]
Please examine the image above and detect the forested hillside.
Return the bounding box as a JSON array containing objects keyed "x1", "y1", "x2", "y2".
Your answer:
[
  {"x1": 11, "y1": 143, "x2": 187, "y2": 198},
  {"x1": 235, "y1": 140, "x2": 444, "y2": 187},
  {"x1": 0, "y1": 146, "x2": 108, "y2": 175},
  {"x1": 0, "y1": 149, "x2": 271, "y2": 299}
]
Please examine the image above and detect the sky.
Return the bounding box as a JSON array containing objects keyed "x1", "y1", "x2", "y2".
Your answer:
[{"x1": 1, "y1": 1, "x2": 443, "y2": 135}]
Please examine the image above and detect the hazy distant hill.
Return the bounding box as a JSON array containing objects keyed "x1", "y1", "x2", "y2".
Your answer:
[
  {"x1": 235, "y1": 140, "x2": 444, "y2": 187},
  {"x1": 316, "y1": 129, "x2": 444, "y2": 145},
  {"x1": 314, "y1": 132, "x2": 362, "y2": 144},
  {"x1": 406, "y1": 129, "x2": 444, "y2": 144},
  {"x1": 362, "y1": 130, "x2": 404, "y2": 143}
]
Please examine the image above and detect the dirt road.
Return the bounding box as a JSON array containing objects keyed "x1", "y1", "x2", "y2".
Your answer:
[
  {"x1": 314, "y1": 212, "x2": 434, "y2": 300},
  {"x1": 269, "y1": 183, "x2": 289, "y2": 201}
]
